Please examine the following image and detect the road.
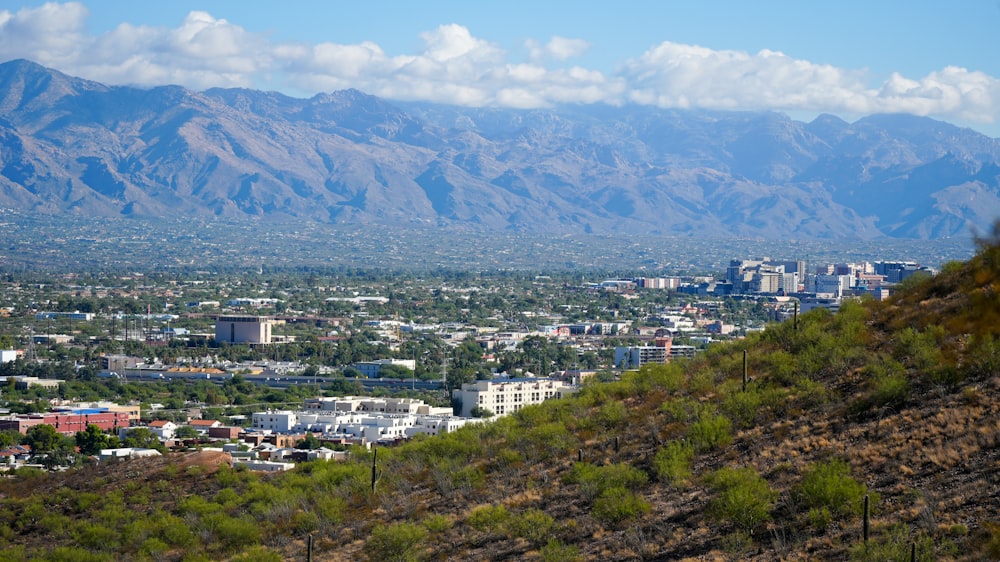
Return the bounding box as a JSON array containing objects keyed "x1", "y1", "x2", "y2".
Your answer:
[{"x1": 115, "y1": 370, "x2": 445, "y2": 391}]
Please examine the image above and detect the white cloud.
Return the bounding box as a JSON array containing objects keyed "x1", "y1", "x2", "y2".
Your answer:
[
  {"x1": 872, "y1": 67, "x2": 1000, "y2": 123},
  {"x1": 620, "y1": 41, "x2": 1000, "y2": 127},
  {"x1": 0, "y1": 2, "x2": 88, "y2": 65},
  {"x1": 0, "y1": 3, "x2": 997, "y2": 128},
  {"x1": 526, "y1": 36, "x2": 590, "y2": 62}
]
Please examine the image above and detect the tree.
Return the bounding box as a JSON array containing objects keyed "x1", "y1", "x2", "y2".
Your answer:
[
  {"x1": 23, "y1": 424, "x2": 61, "y2": 454},
  {"x1": 379, "y1": 363, "x2": 414, "y2": 379},
  {"x1": 296, "y1": 433, "x2": 321, "y2": 450},
  {"x1": 0, "y1": 429, "x2": 22, "y2": 449},
  {"x1": 469, "y1": 406, "x2": 494, "y2": 419},
  {"x1": 75, "y1": 424, "x2": 117, "y2": 456},
  {"x1": 122, "y1": 427, "x2": 164, "y2": 451},
  {"x1": 445, "y1": 366, "x2": 476, "y2": 391},
  {"x1": 175, "y1": 426, "x2": 199, "y2": 439}
]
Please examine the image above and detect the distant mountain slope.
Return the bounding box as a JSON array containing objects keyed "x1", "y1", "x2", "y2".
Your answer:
[{"x1": 1, "y1": 59, "x2": 999, "y2": 238}]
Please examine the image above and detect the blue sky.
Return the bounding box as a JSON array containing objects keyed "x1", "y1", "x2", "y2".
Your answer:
[{"x1": 2, "y1": 1, "x2": 999, "y2": 135}]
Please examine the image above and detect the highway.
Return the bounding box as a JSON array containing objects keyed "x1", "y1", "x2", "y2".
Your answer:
[{"x1": 111, "y1": 370, "x2": 445, "y2": 390}]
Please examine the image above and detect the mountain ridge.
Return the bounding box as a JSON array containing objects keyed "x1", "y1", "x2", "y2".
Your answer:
[{"x1": 1, "y1": 59, "x2": 999, "y2": 238}]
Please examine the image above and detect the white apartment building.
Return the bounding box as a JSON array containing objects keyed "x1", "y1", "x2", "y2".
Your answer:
[
  {"x1": 614, "y1": 345, "x2": 669, "y2": 368},
  {"x1": 451, "y1": 378, "x2": 577, "y2": 418}
]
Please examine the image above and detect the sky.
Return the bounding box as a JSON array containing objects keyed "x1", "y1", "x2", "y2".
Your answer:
[{"x1": 1, "y1": 1, "x2": 999, "y2": 136}]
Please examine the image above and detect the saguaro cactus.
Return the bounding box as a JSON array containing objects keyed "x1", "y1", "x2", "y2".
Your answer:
[
  {"x1": 742, "y1": 350, "x2": 748, "y2": 392},
  {"x1": 863, "y1": 494, "x2": 870, "y2": 544},
  {"x1": 371, "y1": 445, "x2": 379, "y2": 493}
]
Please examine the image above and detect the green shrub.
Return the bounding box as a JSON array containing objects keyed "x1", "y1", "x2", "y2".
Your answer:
[
  {"x1": 595, "y1": 400, "x2": 628, "y2": 430},
  {"x1": 856, "y1": 358, "x2": 909, "y2": 411},
  {"x1": 139, "y1": 537, "x2": 169, "y2": 559},
  {"x1": 364, "y1": 522, "x2": 428, "y2": 562},
  {"x1": 566, "y1": 462, "x2": 648, "y2": 500},
  {"x1": 979, "y1": 521, "x2": 1000, "y2": 558},
  {"x1": 797, "y1": 458, "x2": 867, "y2": 518},
  {"x1": 422, "y1": 513, "x2": 452, "y2": 533},
  {"x1": 689, "y1": 369, "x2": 716, "y2": 397},
  {"x1": 792, "y1": 376, "x2": 831, "y2": 410},
  {"x1": 290, "y1": 510, "x2": 320, "y2": 534},
  {"x1": 721, "y1": 385, "x2": 763, "y2": 428},
  {"x1": 35, "y1": 546, "x2": 112, "y2": 561},
  {"x1": 659, "y1": 396, "x2": 700, "y2": 423},
  {"x1": 313, "y1": 495, "x2": 347, "y2": 525},
  {"x1": 848, "y1": 524, "x2": 954, "y2": 562},
  {"x1": 466, "y1": 504, "x2": 510, "y2": 534},
  {"x1": 153, "y1": 512, "x2": 196, "y2": 549},
  {"x1": 506, "y1": 508, "x2": 555, "y2": 546},
  {"x1": 519, "y1": 422, "x2": 577, "y2": 462},
  {"x1": 0, "y1": 545, "x2": 25, "y2": 561},
  {"x1": 228, "y1": 546, "x2": 284, "y2": 562},
  {"x1": 688, "y1": 410, "x2": 732, "y2": 452},
  {"x1": 635, "y1": 362, "x2": 685, "y2": 393},
  {"x1": 592, "y1": 487, "x2": 650, "y2": 525},
  {"x1": 178, "y1": 495, "x2": 221, "y2": 517},
  {"x1": 807, "y1": 506, "x2": 832, "y2": 531},
  {"x1": 871, "y1": 371, "x2": 909, "y2": 408},
  {"x1": 652, "y1": 441, "x2": 694, "y2": 487},
  {"x1": 73, "y1": 523, "x2": 118, "y2": 552},
  {"x1": 539, "y1": 539, "x2": 582, "y2": 562},
  {"x1": 964, "y1": 334, "x2": 1000, "y2": 379},
  {"x1": 203, "y1": 514, "x2": 261, "y2": 552},
  {"x1": 705, "y1": 467, "x2": 776, "y2": 532}
]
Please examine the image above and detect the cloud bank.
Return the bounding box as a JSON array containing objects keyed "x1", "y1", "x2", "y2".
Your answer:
[{"x1": 2, "y1": 3, "x2": 998, "y2": 129}]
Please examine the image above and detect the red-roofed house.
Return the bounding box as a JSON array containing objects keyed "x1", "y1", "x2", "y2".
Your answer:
[
  {"x1": 148, "y1": 420, "x2": 177, "y2": 440},
  {"x1": 186, "y1": 419, "x2": 222, "y2": 433}
]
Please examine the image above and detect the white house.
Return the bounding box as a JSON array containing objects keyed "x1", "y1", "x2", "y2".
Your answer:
[{"x1": 148, "y1": 420, "x2": 177, "y2": 440}]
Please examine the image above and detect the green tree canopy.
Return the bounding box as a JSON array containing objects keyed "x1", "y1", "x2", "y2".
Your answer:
[
  {"x1": 24, "y1": 424, "x2": 61, "y2": 454},
  {"x1": 75, "y1": 424, "x2": 118, "y2": 456}
]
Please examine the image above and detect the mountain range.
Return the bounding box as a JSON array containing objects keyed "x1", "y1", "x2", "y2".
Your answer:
[{"x1": 2, "y1": 58, "x2": 999, "y2": 239}]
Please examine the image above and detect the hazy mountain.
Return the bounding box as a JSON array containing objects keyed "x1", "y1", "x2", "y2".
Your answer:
[{"x1": 2, "y1": 59, "x2": 999, "y2": 239}]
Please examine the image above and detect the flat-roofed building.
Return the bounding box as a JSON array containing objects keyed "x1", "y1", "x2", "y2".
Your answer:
[
  {"x1": 0, "y1": 410, "x2": 129, "y2": 435},
  {"x1": 451, "y1": 378, "x2": 577, "y2": 418},
  {"x1": 215, "y1": 316, "x2": 273, "y2": 344},
  {"x1": 614, "y1": 337, "x2": 674, "y2": 368}
]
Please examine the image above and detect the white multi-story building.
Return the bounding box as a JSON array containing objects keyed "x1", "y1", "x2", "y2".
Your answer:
[
  {"x1": 303, "y1": 396, "x2": 451, "y2": 416},
  {"x1": 614, "y1": 345, "x2": 669, "y2": 368},
  {"x1": 215, "y1": 316, "x2": 273, "y2": 345},
  {"x1": 253, "y1": 397, "x2": 474, "y2": 442},
  {"x1": 251, "y1": 410, "x2": 297, "y2": 432},
  {"x1": 451, "y1": 379, "x2": 577, "y2": 418},
  {"x1": 814, "y1": 274, "x2": 854, "y2": 297}
]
